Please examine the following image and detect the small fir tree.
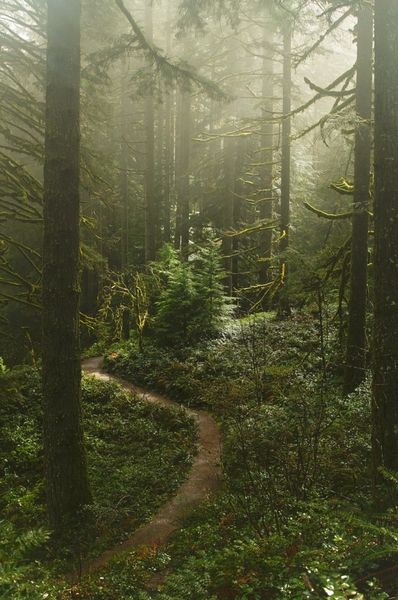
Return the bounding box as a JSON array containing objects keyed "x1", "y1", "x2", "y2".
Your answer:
[
  {"x1": 154, "y1": 260, "x2": 196, "y2": 346},
  {"x1": 153, "y1": 243, "x2": 233, "y2": 347}
]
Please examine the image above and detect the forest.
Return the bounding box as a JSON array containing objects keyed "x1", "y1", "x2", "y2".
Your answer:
[{"x1": 1, "y1": 0, "x2": 398, "y2": 598}]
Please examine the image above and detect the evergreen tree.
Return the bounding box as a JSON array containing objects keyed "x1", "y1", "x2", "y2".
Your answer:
[
  {"x1": 344, "y1": 2, "x2": 373, "y2": 394},
  {"x1": 372, "y1": 0, "x2": 398, "y2": 497},
  {"x1": 42, "y1": 0, "x2": 91, "y2": 532},
  {"x1": 154, "y1": 255, "x2": 196, "y2": 346},
  {"x1": 278, "y1": 20, "x2": 292, "y2": 318},
  {"x1": 258, "y1": 15, "x2": 275, "y2": 292},
  {"x1": 154, "y1": 244, "x2": 232, "y2": 347},
  {"x1": 192, "y1": 244, "x2": 233, "y2": 338}
]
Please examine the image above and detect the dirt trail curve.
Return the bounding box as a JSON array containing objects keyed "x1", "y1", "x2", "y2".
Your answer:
[{"x1": 78, "y1": 357, "x2": 222, "y2": 577}]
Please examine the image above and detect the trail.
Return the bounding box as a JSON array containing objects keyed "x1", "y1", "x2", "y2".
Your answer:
[{"x1": 77, "y1": 357, "x2": 222, "y2": 578}]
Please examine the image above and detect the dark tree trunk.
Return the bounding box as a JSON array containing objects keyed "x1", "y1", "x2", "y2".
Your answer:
[
  {"x1": 175, "y1": 87, "x2": 191, "y2": 259},
  {"x1": 156, "y1": 99, "x2": 164, "y2": 243},
  {"x1": 343, "y1": 4, "x2": 373, "y2": 394},
  {"x1": 278, "y1": 23, "x2": 292, "y2": 318},
  {"x1": 180, "y1": 91, "x2": 191, "y2": 260},
  {"x1": 232, "y1": 138, "x2": 245, "y2": 292},
  {"x1": 174, "y1": 90, "x2": 182, "y2": 250},
  {"x1": 222, "y1": 136, "x2": 236, "y2": 296},
  {"x1": 163, "y1": 2, "x2": 173, "y2": 244},
  {"x1": 120, "y1": 57, "x2": 129, "y2": 270},
  {"x1": 259, "y1": 22, "x2": 274, "y2": 293},
  {"x1": 163, "y1": 89, "x2": 173, "y2": 244},
  {"x1": 144, "y1": 0, "x2": 157, "y2": 263},
  {"x1": 42, "y1": 0, "x2": 91, "y2": 533},
  {"x1": 372, "y1": 0, "x2": 398, "y2": 494}
]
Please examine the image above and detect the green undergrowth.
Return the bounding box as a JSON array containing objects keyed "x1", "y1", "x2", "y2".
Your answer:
[
  {"x1": 89, "y1": 312, "x2": 398, "y2": 599},
  {"x1": 0, "y1": 366, "x2": 197, "y2": 599}
]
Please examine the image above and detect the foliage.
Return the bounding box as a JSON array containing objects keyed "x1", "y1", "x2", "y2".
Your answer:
[
  {"x1": 99, "y1": 270, "x2": 151, "y2": 349},
  {"x1": 0, "y1": 364, "x2": 197, "y2": 588},
  {"x1": 153, "y1": 244, "x2": 233, "y2": 347},
  {"x1": 0, "y1": 521, "x2": 56, "y2": 600},
  {"x1": 97, "y1": 244, "x2": 233, "y2": 351},
  {"x1": 102, "y1": 313, "x2": 397, "y2": 599}
]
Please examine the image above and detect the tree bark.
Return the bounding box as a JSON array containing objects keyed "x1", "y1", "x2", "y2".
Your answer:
[
  {"x1": 144, "y1": 0, "x2": 157, "y2": 263},
  {"x1": 259, "y1": 22, "x2": 275, "y2": 293},
  {"x1": 278, "y1": 22, "x2": 292, "y2": 318},
  {"x1": 222, "y1": 136, "x2": 236, "y2": 296},
  {"x1": 120, "y1": 57, "x2": 130, "y2": 271},
  {"x1": 163, "y1": 89, "x2": 173, "y2": 244},
  {"x1": 163, "y1": 2, "x2": 173, "y2": 244},
  {"x1": 42, "y1": 0, "x2": 91, "y2": 533},
  {"x1": 232, "y1": 138, "x2": 245, "y2": 292},
  {"x1": 175, "y1": 87, "x2": 191, "y2": 259},
  {"x1": 372, "y1": 0, "x2": 398, "y2": 494},
  {"x1": 343, "y1": 4, "x2": 373, "y2": 394}
]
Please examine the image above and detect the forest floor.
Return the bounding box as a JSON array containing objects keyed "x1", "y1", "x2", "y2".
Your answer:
[
  {"x1": 4, "y1": 314, "x2": 396, "y2": 599},
  {"x1": 79, "y1": 357, "x2": 222, "y2": 579}
]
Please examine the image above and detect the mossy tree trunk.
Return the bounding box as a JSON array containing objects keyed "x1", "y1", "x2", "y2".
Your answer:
[
  {"x1": 278, "y1": 22, "x2": 292, "y2": 318},
  {"x1": 175, "y1": 87, "x2": 191, "y2": 260},
  {"x1": 120, "y1": 56, "x2": 130, "y2": 271},
  {"x1": 232, "y1": 137, "x2": 246, "y2": 292},
  {"x1": 42, "y1": 0, "x2": 91, "y2": 533},
  {"x1": 144, "y1": 0, "x2": 157, "y2": 263},
  {"x1": 372, "y1": 0, "x2": 398, "y2": 496},
  {"x1": 222, "y1": 136, "x2": 236, "y2": 296},
  {"x1": 259, "y1": 21, "x2": 274, "y2": 293},
  {"x1": 343, "y1": 4, "x2": 373, "y2": 395},
  {"x1": 163, "y1": 1, "x2": 173, "y2": 244},
  {"x1": 180, "y1": 90, "x2": 191, "y2": 260}
]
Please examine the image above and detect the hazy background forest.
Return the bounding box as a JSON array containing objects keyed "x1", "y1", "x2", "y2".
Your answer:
[
  {"x1": 0, "y1": 0, "x2": 358, "y2": 359},
  {"x1": 2, "y1": 0, "x2": 398, "y2": 598}
]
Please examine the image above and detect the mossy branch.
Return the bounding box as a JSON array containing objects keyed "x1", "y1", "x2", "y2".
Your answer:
[
  {"x1": 304, "y1": 76, "x2": 356, "y2": 98},
  {"x1": 303, "y1": 201, "x2": 353, "y2": 220},
  {"x1": 330, "y1": 177, "x2": 354, "y2": 195}
]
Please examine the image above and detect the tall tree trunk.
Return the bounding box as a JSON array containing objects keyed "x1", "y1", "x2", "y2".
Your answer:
[
  {"x1": 42, "y1": 0, "x2": 91, "y2": 532},
  {"x1": 156, "y1": 99, "x2": 164, "y2": 243},
  {"x1": 372, "y1": 0, "x2": 398, "y2": 496},
  {"x1": 174, "y1": 90, "x2": 182, "y2": 250},
  {"x1": 232, "y1": 138, "x2": 245, "y2": 292},
  {"x1": 259, "y1": 22, "x2": 274, "y2": 294},
  {"x1": 222, "y1": 136, "x2": 236, "y2": 296},
  {"x1": 120, "y1": 57, "x2": 129, "y2": 271},
  {"x1": 278, "y1": 22, "x2": 292, "y2": 318},
  {"x1": 164, "y1": 89, "x2": 173, "y2": 244},
  {"x1": 175, "y1": 87, "x2": 191, "y2": 259},
  {"x1": 120, "y1": 58, "x2": 131, "y2": 340},
  {"x1": 144, "y1": 0, "x2": 157, "y2": 263},
  {"x1": 343, "y1": 4, "x2": 373, "y2": 394},
  {"x1": 163, "y1": 2, "x2": 173, "y2": 244}
]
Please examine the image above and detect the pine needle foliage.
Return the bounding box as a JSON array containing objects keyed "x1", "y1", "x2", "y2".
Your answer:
[{"x1": 153, "y1": 244, "x2": 233, "y2": 347}]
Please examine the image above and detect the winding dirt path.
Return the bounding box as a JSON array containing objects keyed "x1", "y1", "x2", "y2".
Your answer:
[{"x1": 78, "y1": 357, "x2": 222, "y2": 577}]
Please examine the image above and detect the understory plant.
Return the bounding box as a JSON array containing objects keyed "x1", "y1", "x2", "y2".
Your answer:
[{"x1": 103, "y1": 313, "x2": 397, "y2": 599}]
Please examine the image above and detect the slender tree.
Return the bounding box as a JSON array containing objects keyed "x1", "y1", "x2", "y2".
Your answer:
[
  {"x1": 163, "y1": 2, "x2": 173, "y2": 244},
  {"x1": 372, "y1": 0, "x2": 398, "y2": 494},
  {"x1": 232, "y1": 137, "x2": 246, "y2": 292},
  {"x1": 144, "y1": 0, "x2": 157, "y2": 263},
  {"x1": 259, "y1": 20, "x2": 275, "y2": 292},
  {"x1": 278, "y1": 21, "x2": 292, "y2": 318},
  {"x1": 163, "y1": 87, "x2": 174, "y2": 243},
  {"x1": 180, "y1": 90, "x2": 191, "y2": 259},
  {"x1": 120, "y1": 56, "x2": 130, "y2": 271},
  {"x1": 175, "y1": 86, "x2": 191, "y2": 259},
  {"x1": 42, "y1": 0, "x2": 91, "y2": 532},
  {"x1": 343, "y1": 3, "x2": 373, "y2": 394},
  {"x1": 222, "y1": 136, "x2": 236, "y2": 296}
]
